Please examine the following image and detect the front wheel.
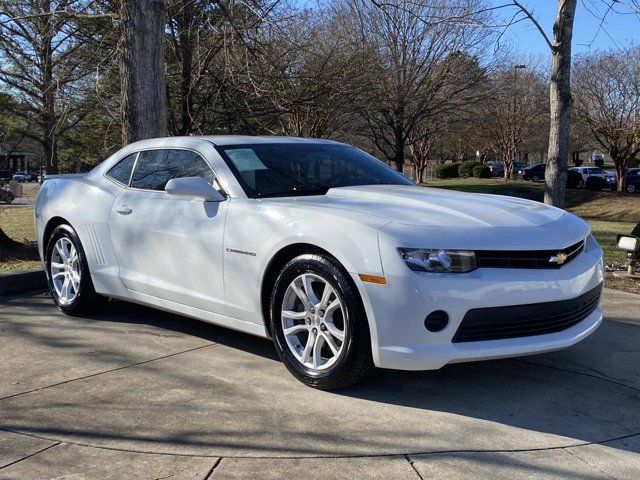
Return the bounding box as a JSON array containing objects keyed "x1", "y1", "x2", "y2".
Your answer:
[
  {"x1": 627, "y1": 184, "x2": 636, "y2": 194},
  {"x1": 532, "y1": 174, "x2": 540, "y2": 183},
  {"x1": 45, "y1": 224, "x2": 107, "y2": 316},
  {"x1": 270, "y1": 254, "x2": 373, "y2": 390}
]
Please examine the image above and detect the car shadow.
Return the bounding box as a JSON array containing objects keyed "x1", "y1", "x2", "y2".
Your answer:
[{"x1": 3, "y1": 294, "x2": 639, "y2": 457}]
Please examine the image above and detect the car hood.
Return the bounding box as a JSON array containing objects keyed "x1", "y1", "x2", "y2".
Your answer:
[{"x1": 285, "y1": 185, "x2": 564, "y2": 228}]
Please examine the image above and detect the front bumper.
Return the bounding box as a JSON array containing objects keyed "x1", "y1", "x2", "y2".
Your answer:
[{"x1": 356, "y1": 234, "x2": 605, "y2": 371}]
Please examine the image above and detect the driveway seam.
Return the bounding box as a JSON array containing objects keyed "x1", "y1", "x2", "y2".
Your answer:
[
  {"x1": 404, "y1": 454, "x2": 425, "y2": 479},
  {"x1": 563, "y1": 447, "x2": 618, "y2": 480},
  {"x1": 0, "y1": 339, "x2": 234, "y2": 402},
  {"x1": 0, "y1": 426, "x2": 638, "y2": 460},
  {"x1": 0, "y1": 442, "x2": 61, "y2": 470},
  {"x1": 202, "y1": 457, "x2": 222, "y2": 479},
  {"x1": 515, "y1": 359, "x2": 640, "y2": 393}
]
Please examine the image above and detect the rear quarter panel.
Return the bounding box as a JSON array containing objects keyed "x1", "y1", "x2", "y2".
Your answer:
[{"x1": 36, "y1": 175, "x2": 120, "y2": 291}]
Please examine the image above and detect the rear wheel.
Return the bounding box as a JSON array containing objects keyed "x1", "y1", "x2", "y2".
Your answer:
[
  {"x1": 270, "y1": 254, "x2": 373, "y2": 390},
  {"x1": 532, "y1": 174, "x2": 540, "y2": 183},
  {"x1": 45, "y1": 224, "x2": 107, "y2": 316},
  {"x1": 627, "y1": 184, "x2": 636, "y2": 194}
]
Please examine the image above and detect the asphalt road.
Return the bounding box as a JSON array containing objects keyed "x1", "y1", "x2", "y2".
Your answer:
[{"x1": 1, "y1": 289, "x2": 639, "y2": 479}]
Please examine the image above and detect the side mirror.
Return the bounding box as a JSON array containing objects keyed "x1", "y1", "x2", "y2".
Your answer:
[{"x1": 165, "y1": 176, "x2": 225, "y2": 202}]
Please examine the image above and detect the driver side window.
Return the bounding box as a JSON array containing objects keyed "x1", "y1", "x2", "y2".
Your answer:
[{"x1": 130, "y1": 149, "x2": 215, "y2": 191}]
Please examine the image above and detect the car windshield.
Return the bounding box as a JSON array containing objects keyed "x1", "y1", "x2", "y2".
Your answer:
[{"x1": 215, "y1": 142, "x2": 413, "y2": 198}]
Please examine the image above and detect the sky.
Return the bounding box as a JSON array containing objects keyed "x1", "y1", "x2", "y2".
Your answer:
[{"x1": 497, "y1": 0, "x2": 639, "y2": 56}]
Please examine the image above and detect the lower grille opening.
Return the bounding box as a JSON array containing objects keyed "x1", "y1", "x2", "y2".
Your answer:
[{"x1": 452, "y1": 284, "x2": 602, "y2": 343}]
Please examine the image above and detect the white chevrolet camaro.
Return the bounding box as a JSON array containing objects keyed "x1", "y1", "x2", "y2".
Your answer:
[{"x1": 36, "y1": 136, "x2": 605, "y2": 389}]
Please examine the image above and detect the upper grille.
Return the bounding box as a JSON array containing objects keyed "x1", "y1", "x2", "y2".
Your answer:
[
  {"x1": 475, "y1": 239, "x2": 585, "y2": 269},
  {"x1": 452, "y1": 284, "x2": 602, "y2": 343}
]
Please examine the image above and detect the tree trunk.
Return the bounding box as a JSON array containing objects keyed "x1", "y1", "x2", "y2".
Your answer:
[
  {"x1": 120, "y1": 0, "x2": 168, "y2": 145},
  {"x1": 40, "y1": 4, "x2": 58, "y2": 174},
  {"x1": 178, "y1": 0, "x2": 194, "y2": 135},
  {"x1": 544, "y1": 0, "x2": 577, "y2": 207},
  {"x1": 614, "y1": 159, "x2": 627, "y2": 192}
]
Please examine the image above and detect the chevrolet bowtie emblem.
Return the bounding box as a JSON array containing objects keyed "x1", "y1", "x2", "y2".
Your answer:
[{"x1": 549, "y1": 252, "x2": 568, "y2": 265}]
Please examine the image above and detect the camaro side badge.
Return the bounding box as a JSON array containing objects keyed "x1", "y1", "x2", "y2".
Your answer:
[{"x1": 549, "y1": 252, "x2": 568, "y2": 265}]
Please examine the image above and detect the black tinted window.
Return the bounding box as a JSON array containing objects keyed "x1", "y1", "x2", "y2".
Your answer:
[
  {"x1": 131, "y1": 149, "x2": 214, "y2": 191},
  {"x1": 106, "y1": 153, "x2": 137, "y2": 185},
  {"x1": 216, "y1": 143, "x2": 413, "y2": 198}
]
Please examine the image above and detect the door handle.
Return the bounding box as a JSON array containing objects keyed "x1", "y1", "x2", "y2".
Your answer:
[{"x1": 115, "y1": 204, "x2": 132, "y2": 215}]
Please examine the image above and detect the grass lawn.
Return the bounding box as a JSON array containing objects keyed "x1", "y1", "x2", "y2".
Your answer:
[
  {"x1": 0, "y1": 206, "x2": 39, "y2": 273},
  {"x1": 427, "y1": 178, "x2": 639, "y2": 268}
]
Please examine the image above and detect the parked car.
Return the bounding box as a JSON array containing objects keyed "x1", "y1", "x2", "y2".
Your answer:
[
  {"x1": 487, "y1": 162, "x2": 504, "y2": 177},
  {"x1": 12, "y1": 171, "x2": 32, "y2": 182},
  {"x1": 625, "y1": 168, "x2": 640, "y2": 194},
  {"x1": 487, "y1": 162, "x2": 526, "y2": 178},
  {"x1": 522, "y1": 163, "x2": 545, "y2": 182},
  {"x1": 35, "y1": 136, "x2": 604, "y2": 390},
  {"x1": 570, "y1": 167, "x2": 611, "y2": 188}
]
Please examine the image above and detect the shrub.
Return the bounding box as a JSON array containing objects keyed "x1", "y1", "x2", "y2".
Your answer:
[
  {"x1": 585, "y1": 176, "x2": 607, "y2": 191},
  {"x1": 435, "y1": 163, "x2": 461, "y2": 179},
  {"x1": 472, "y1": 164, "x2": 492, "y2": 179},
  {"x1": 594, "y1": 157, "x2": 605, "y2": 168},
  {"x1": 458, "y1": 160, "x2": 481, "y2": 178},
  {"x1": 566, "y1": 170, "x2": 583, "y2": 189}
]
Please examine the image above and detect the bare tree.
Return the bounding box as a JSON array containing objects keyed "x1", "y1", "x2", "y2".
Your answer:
[
  {"x1": 573, "y1": 47, "x2": 640, "y2": 191},
  {"x1": 344, "y1": 0, "x2": 492, "y2": 171},
  {"x1": 120, "y1": 0, "x2": 167, "y2": 144},
  {"x1": 476, "y1": 67, "x2": 547, "y2": 178},
  {"x1": 0, "y1": 0, "x2": 101, "y2": 173}
]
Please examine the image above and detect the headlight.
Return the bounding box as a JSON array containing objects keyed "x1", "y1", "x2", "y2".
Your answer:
[{"x1": 397, "y1": 248, "x2": 477, "y2": 273}]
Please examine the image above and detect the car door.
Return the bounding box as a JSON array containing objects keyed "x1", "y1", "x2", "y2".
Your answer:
[{"x1": 108, "y1": 148, "x2": 228, "y2": 313}]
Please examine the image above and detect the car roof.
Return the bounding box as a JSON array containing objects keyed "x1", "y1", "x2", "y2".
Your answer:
[{"x1": 181, "y1": 135, "x2": 343, "y2": 146}]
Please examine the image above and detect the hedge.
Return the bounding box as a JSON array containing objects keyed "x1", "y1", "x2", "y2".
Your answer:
[
  {"x1": 458, "y1": 160, "x2": 481, "y2": 178},
  {"x1": 472, "y1": 164, "x2": 492, "y2": 179},
  {"x1": 435, "y1": 163, "x2": 461, "y2": 179}
]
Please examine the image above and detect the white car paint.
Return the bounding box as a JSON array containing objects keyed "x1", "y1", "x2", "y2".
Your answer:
[{"x1": 35, "y1": 136, "x2": 604, "y2": 370}]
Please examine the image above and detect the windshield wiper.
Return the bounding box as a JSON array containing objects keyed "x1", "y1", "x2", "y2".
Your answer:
[{"x1": 258, "y1": 184, "x2": 329, "y2": 198}]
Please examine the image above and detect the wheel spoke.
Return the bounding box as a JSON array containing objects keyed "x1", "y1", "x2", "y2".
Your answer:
[
  {"x1": 52, "y1": 271, "x2": 66, "y2": 279},
  {"x1": 70, "y1": 272, "x2": 80, "y2": 291},
  {"x1": 302, "y1": 331, "x2": 315, "y2": 364},
  {"x1": 282, "y1": 310, "x2": 307, "y2": 321},
  {"x1": 321, "y1": 331, "x2": 339, "y2": 355},
  {"x1": 51, "y1": 262, "x2": 65, "y2": 270},
  {"x1": 324, "y1": 321, "x2": 345, "y2": 342},
  {"x1": 319, "y1": 283, "x2": 333, "y2": 309},
  {"x1": 312, "y1": 332, "x2": 324, "y2": 369},
  {"x1": 324, "y1": 298, "x2": 341, "y2": 319},
  {"x1": 61, "y1": 277, "x2": 70, "y2": 300},
  {"x1": 284, "y1": 324, "x2": 308, "y2": 337},
  {"x1": 291, "y1": 280, "x2": 313, "y2": 313},
  {"x1": 302, "y1": 274, "x2": 320, "y2": 306},
  {"x1": 56, "y1": 243, "x2": 68, "y2": 262}
]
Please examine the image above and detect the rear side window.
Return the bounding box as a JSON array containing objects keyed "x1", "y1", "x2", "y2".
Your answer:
[
  {"x1": 106, "y1": 153, "x2": 137, "y2": 185},
  {"x1": 130, "y1": 149, "x2": 214, "y2": 191}
]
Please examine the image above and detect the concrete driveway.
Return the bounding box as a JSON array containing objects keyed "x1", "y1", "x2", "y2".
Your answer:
[{"x1": 1, "y1": 289, "x2": 639, "y2": 479}]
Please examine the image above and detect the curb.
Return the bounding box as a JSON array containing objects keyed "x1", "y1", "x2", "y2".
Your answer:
[{"x1": 0, "y1": 269, "x2": 47, "y2": 296}]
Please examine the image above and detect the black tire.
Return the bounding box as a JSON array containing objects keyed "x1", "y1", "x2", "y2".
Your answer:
[
  {"x1": 269, "y1": 254, "x2": 373, "y2": 390},
  {"x1": 627, "y1": 184, "x2": 636, "y2": 194},
  {"x1": 577, "y1": 179, "x2": 584, "y2": 188},
  {"x1": 532, "y1": 174, "x2": 540, "y2": 183},
  {"x1": 45, "y1": 224, "x2": 107, "y2": 316}
]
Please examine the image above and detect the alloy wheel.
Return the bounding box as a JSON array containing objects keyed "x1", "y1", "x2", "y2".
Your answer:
[
  {"x1": 281, "y1": 273, "x2": 346, "y2": 370},
  {"x1": 50, "y1": 237, "x2": 81, "y2": 305}
]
